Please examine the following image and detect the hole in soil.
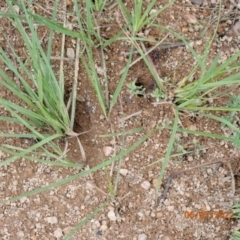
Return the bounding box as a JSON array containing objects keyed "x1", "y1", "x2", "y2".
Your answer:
[
  {"x1": 135, "y1": 79, "x2": 146, "y2": 97},
  {"x1": 73, "y1": 101, "x2": 92, "y2": 133},
  {"x1": 64, "y1": 92, "x2": 92, "y2": 133}
]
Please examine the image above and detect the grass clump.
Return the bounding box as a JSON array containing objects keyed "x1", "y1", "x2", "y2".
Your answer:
[
  {"x1": 1, "y1": 0, "x2": 240, "y2": 239},
  {"x1": 0, "y1": 1, "x2": 81, "y2": 167},
  {"x1": 231, "y1": 201, "x2": 240, "y2": 240}
]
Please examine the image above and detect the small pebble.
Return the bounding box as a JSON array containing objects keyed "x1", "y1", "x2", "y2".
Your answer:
[
  {"x1": 152, "y1": 178, "x2": 161, "y2": 189},
  {"x1": 141, "y1": 180, "x2": 151, "y2": 190},
  {"x1": 13, "y1": 5, "x2": 20, "y2": 14},
  {"x1": 150, "y1": 211, "x2": 156, "y2": 218},
  {"x1": 100, "y1": 224, "x2": 108, "y2": 231},
  {"x1": 167, "y1": 206, "x2": 174, "y2": 212},
  {"x1": 147, "y1": 36, "x2": 157, "y2": 46},
  {"x1": 191, "y1": 0, "x2": 203, "y2": 6},
  {"x1": 103, "y1": 146, "x2": 113, "y2": 157},
  {"x1": 188, "y1": 124, "x2": 197, "y2": 131},
  {"x1": 195, "y1": 40, "x2": 202, "y2": 46},
  {"x1": 54, "y1": 228, "x2": 63, "y2": 239},
  {"x1": 65, "y1": 23, "x2": 73, "y2": 30},
  {"x1": 207, "y1": 168, "x2": 212, "y2": 175},
  {"x1": 184, "y1": 14, "x2": 198, "y2": 24},
  {"x1": 63, "y1": 226, "x2": 73, "y2": 235},
  {"x1": 149, "y1": 9, "x2": 157, "y2": 15},
  {"x1": 17, "y1": 231, "x2": 24, "y2": 238},
  {"x1": 94, "y1": 220, "x2": 100, "y2": 228},
  {"x1": 120, "y1": 169, "x2": 128, "y2": 176},
  {"x1": 95, "y1": 64, "x2": 105, "y2": 75},
  {"x1": 233, "y1": 21, "x2": 240, "y2": 34},
  {"x1": 107, "y1": 210, "x2": 116, "y2": 221},
  {"x1": 66, "y1": 48, "x2": 75, "y2": 58},
  {"x1": 157, "y1": 212, "x2": 163, "y2": 218},
  {"x1": 46, "y1": 216, "x2": 58, "y2": 224},
  {"x1": 138, "y1": 233, "x2": 147, "y2": 240},
  {"x1": 162, "y1": 235, "x2": 172, "y2": 240}
]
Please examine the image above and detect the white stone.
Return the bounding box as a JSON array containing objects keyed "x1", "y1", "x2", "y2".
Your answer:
[
  {"x1": 138, "y1": 233, "x2": 147, "y2": 240},
  {"x1": 107, "y1": 210, "x2": 116, "y2": 221},
  {"x1": 46, "y1": 216, "x2": 58, "y2": 224},
  {"x1": 66, "y1": 48, "x2": 75, "y2": 58},
  {"x1": 13, "y1": 5, "x2": 20, "y2": 14},
  {"x1": 195, "y1": 40, "x2": 202, "y2": 46},
  {"x1": 167, "y1": 206, "x2": 174, "y2": 211},
  {"x1": 17, "y1": 231, "x2": 24, "y2": 238},
  {"x1": 20, "y1": 197, "x2": 28, "y2": 203},
  {"x1": 94, "y1": 220, "x2": 100, "y2": 228},
  {"x1": 207, "y1": 168, "x2": 212, "y2": 175},
  {"x1": 185, "y1": 14, "x2": 198, "y2": 24},
  {"x1": 120, "y1": 169, "x2": 128, "y2": 176},
  {"x1": 100, "y1": 224, "x2": 108, "y2": 231},
  {"x1": 103, "y1": 146, "x2": 113, "y2": 157},
  {"x1": 149, "y1": 9, "x2": 157, "y2": 15},
  {"x1": 63, "y1": 226, "x2": 73, "y2": 235},
  {"x1": 141, "y1": 180, "x2": 151, "y2": 190},
  {"x1": 54, "y1": 228, "x2": 63, "y2": 238},
  {"x1": 65, "y1": 23, "x2": 73, "y2": 30},
  {"x1": 95, "y1": 64, "x2": 105, "y2": 75}
]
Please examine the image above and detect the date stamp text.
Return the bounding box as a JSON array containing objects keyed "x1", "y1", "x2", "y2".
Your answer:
[{"x1": 184, "y1": 210, "x2": 233, "y2": 219}]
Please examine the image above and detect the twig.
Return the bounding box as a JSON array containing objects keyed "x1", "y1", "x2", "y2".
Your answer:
[
  {"x1": 122, "y1": 42, "x2": 186, "y2": 57},
  {"x1": 159, "y1": 156, "x2": 238, "y2": 205},
  {"x1": 119, "y1": 33, "x2": 170, "y2": 75},
  {"x1": 227, "y1": 162, "x2": 235, "y2": 197},
  {"x1": 119, "y1": 110, "x2": 142, "y2": 122}
]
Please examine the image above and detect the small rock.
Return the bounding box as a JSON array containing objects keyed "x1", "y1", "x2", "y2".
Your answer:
[
  {"x1": 141, "y1": 180, "x2": 151, "y2": 190},
  {"x1": 138, "y1": 211, "x2": 144, "y2": 219},
  {"x1": 191, "y1": 0, "x2": 203, "y2": 6},
  {"x1": 65, "y1": 23, "x2": 73, "y2": 30},
  {"x1": 46, "y1": 216, "x2": 58, "y2": 224},
  {"x1": 138, "y1": 233, "x2": 147, "y2": 240},
  {"x1": 232, "y1": 21, "x2": 240, "y2": 35},
  {"x1": 108, "y1": 206, "x2": 114, "y2": 211},
  {"x1": 184, "y1": 14, "x2": 198, "y2": 24},
  {"x1": 100, "y1": 224, "x2": 108, "y2": 231},
  {"x1": 137, "y1": 32, "x2": 144, "y2": 37},
  {"x1": 63, "y1": 226, "x2": 73, "y2": 235},
  {"x1": 167, "y1": 206, "x2": 174, "y2": 212},
  {"x1": 188, "y1": 124, "x2": 197, "y2": 131},
  {"x1": 157, "y1": 212, "x2": 163, "y2": 218},
  {"x1": 94, "y1": 220, "x2": 100, "y2": 228},
  {"x1": 95, "y1": 64, "x2": 105, "y2": 75},
  {"x1": 152, "y1": 178, "x2": 161, "y2": 189},
  {"x1": 107, "y1": 210, "x2": 116, "y2": 221},
  {"x1": 66, "y1": 48, "x2": 75, "y2": 58},
  {"x1": 149, "y1": 9, "x2": 157, "y2": 15},
  {"x1": 120, "y1": 169, "x2": 128, "y2": 176},
  {"x1": 147, "y1": 36, "x2": 157, "y2": 46},
  {"x1": 20, "y1": 197, "x2": 28, "y2": 203},
  {"x1": 103, "y1": 146, "x2": 113, "y2": 157},
  {"x1": 118, "y1": 56, "x2": 125, "y2": 62},
  {"x1": 17, "y1": 231, "x2": 24, "y2": 238},
  {"x1": 181, "y1": 27, "x2": 188, "y2": 33},
  {"x1": 54, "y1": 228, "x2": 63, "y2": 239},
  {"x1": 162, "y1": 235, "x2": 172, "y2": 240},
  {"x1": 195, "y1": 40, "x2": 202, "y2": 46},
  {"x1": 150, "y1": 211, "x2": 156, "y2": 218},
  {"x1": 13, "y1": 5, "x2": 20, "y2": 14},
  {"x1": 207, "y1": 168, "x2": 212, "y2": 175},
  {"x1": 144, "y1": 29, "x2": 150, "y2": 36}
]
